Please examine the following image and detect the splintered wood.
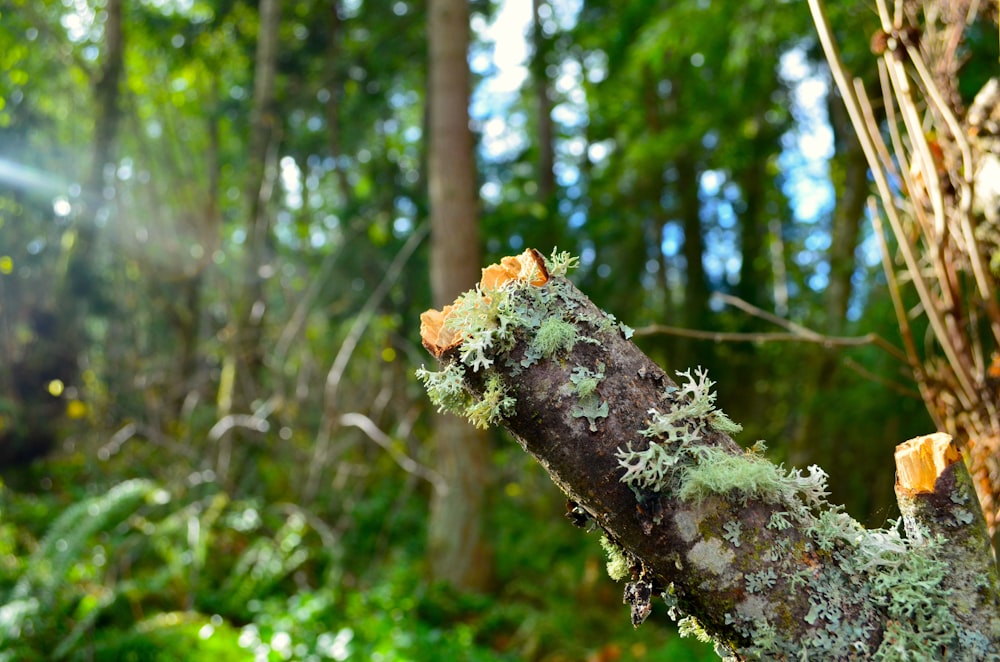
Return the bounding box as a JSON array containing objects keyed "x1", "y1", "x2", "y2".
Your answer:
[
  {"x1": 420, "y1": 248, "x2": 548, "y2": 357},
  {"x1": 894, "y1": 433, "x2": 961, "y2": 494}
]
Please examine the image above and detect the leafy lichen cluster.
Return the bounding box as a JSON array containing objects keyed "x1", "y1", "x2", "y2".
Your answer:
[
  {"x1": 610, "y1": 367, "x2": 989, "y2": 659},
  {"x1": 417, "y1": 249, "x2": 599, "y2": 430},
  {"x1": 615, "y1": 367, "x2": 744, "y2": 494},
  {"x1": 569, "y1": 363, "x2": 609, "y2": 431},
  {"x1": 679, "y1": 453, "x2": 985, "y2": 660},
  {"x1": 599, "y1": 533, "x2": 631, "y2": 582}
]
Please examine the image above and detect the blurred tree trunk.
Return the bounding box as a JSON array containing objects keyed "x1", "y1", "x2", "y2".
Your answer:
[
  {"x1": 531, "y1": 0, "x2": 555, "y2": 204},
  {"x1": 46, "y1": 0, "x2": 125, "y2": 459},
  {"x1": 324, "y1": 1, "x2": 351, "y2": 203},
  {"x1": 678, "y1": 155, "x2": 708, "y2": 330},
  {"x1": 788, "y1": 86, "x2": 868, "y2": 469},
  {"x1": 91, "y1": 0, "x2": 123, "y2": 197},
  {"x1": 734, "y1": 125, "x2": 773, "y2": 310},
  {"x1": 824, "y1": 89, "x2": 867, "y2": 331},
  {"x1": 62, "y1": 0, "x2": 123, "y2": 312},
  {"x1": 237, "y1": 0, "x2": 281, "y2": 399},
  {"x1": 172, "y1": 107, "x2": 223, "y2": 417},
  {"x1": 426, "y1": 0, "x2": 493, "y2": 591},
  {"x1": 219, "y1": 0, "x2": 281, "y2": 487}
]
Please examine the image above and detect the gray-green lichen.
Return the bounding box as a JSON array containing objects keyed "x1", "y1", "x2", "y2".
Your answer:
[
  {"x1": 600, "y1": 534, "x2": 631, "y2": 582},
  {"x1": 613, "y1": 366, "x2": 996, "y2": 659},
  {"x1": 416, "y1": 249, "x2": 581, "y2": 428},
  {"x1": 683, "y1": 452, "x2": 990, "y2": 658},
  {"x1": 721, "y1": 520, "x2": 742, "y2": 548},
  {"x1": 531, "y1": 317, "x2": 579, "y2": 358},
  {"x1": 615, "y1": 367, "x2": 746, "y2": 495},
  {"x1": 677, "y1": 615, "x2": 714, "y2": 643},
  {"x1": 417, "y1": 249, "x2": 621, "y2": 435},
  {"x1": 688, "y1": 538, "x2": 735, "y2": 576},
  {"x1": 570, "y1": 363, "x2": 604, "y2": 397},
  {"x1": 465, "y1": 373, "x2": 517, "y2": 429},
  {"x1": 571, "y1": 396, "x2": 609, "y2": 432}
]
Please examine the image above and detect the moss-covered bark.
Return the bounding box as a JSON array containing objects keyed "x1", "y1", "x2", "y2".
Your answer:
[{"x1": 417, "y1": 250, "x2": 1000, "y2": 660}]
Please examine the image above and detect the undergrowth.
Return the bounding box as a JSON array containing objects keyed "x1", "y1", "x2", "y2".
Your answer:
[{"x1": 0, "y1": 453, "x2": 716, "y2": 662}]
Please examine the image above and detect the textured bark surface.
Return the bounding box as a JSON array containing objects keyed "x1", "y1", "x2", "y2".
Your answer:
[{"x1": 420, "y1": 258, "x2": 1000, "y2": 659}]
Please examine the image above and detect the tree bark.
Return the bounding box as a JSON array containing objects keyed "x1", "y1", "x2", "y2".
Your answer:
[
  {"x1": 426, "y1": 0, "x2": 493, "y2": 591},
  {"x1": 418, "y1": 251, "x2": 1000, "y2": 659}
]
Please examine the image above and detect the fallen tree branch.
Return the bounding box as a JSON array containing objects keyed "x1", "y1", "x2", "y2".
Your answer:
[{"x1": 416, "y1": 250, "x2": 1000, "y2": 659}]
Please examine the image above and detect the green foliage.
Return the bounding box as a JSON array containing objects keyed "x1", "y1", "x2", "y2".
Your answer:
[
  {"x1": 81, "y1": 614, "x2": 246, "y2": 662},
  {"x1": 0, "y1": 477, "x2": 330, "y2": 661},
  {"x1": 0, "y1": 479, "x2": 160, "y2": 658},
  {"x1": 0, "y1": 469, "x2": 717, "y2": 662}
]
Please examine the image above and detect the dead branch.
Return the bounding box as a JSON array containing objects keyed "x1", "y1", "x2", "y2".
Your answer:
[{"x1": 417, "y1": 251, "x2": 1000, "y2": 659}]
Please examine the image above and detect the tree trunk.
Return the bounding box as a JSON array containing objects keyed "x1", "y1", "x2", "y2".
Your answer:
[
  {"x1": 678, "y1": 155, "x2": 708, "y2": 329},
  {"x1": 218, "y1": 0, "x2": 281, "y2": 488},
  {"x1": 91, "y1": 0, "x2": 123, "y2": 195},
  {"x1": 44, "y1": 0, "x2": 124, "y2": 463},
  {"x1": 531, "y1": 0, "x2": 556, "y2": 204},
  {"x1": 418, "y1": 250, "x2": 1000, "y2": 659},
  {"x1": 236, "y1": 0, "x2": 281, "y2": 400},
  {"x1": 787, "y1": 88, "x2": 868, "y2": 469},
  {"x1": 62, "y1": 0, "x2": 123, "y2": 311},
  {"x1": 825, "y1": 86, "x2": 867, "y2": 330},
  {"x1": 172, "y1": 107, "x2": 223, "y2": 417},
  {"x1": 734, "y1": 132, "x2": 772, "y2": 311},
  {"x1": 324, "y1": 1, "x2": 351, "y2": 203},
  {"x1": 238, "y1": 0, "x2": 281, "y2": 398},
  {"x1": 426, "y1": 0, "x2": 493, "y2": 591}
]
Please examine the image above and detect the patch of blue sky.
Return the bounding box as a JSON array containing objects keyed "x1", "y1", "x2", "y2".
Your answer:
[{"x1": 779, "y1": 48, "x2": 835, "y2": 225}]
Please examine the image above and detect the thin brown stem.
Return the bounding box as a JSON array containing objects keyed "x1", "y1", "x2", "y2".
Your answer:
[{"x1": 634, "y1": 323, "x2": 909, "y2": 364}]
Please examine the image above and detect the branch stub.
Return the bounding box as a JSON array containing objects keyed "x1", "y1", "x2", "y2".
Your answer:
[{"x1": 894, "y1": 432, "x2": 960, "y2": 494}]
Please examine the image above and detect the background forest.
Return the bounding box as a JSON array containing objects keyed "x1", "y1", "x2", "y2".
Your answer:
[{"x1": 1, "y1": 0, "x2": 996, "y2": 660}]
